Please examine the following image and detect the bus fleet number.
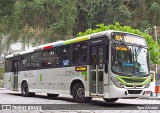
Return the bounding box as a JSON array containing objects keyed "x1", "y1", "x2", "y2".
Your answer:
[{"x1": 65, "y1": 70, "x2": 75, "y2": 76}]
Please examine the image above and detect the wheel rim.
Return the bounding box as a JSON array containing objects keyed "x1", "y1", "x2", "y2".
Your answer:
[{"x1": 77, "y1": 88, "x2": 85, "y2": 99}]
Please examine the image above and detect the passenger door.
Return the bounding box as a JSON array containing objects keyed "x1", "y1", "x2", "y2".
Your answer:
[
  {"x1": 89, "y1": 38, "x2": 106, "y2": 96},
  {"x1": 12, "y1": 59, "x2": 19, "y2": 91}
]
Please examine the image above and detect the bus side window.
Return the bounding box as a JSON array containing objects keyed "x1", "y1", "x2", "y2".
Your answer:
[
  {"x1": 80, "y1": 43, "x2": 87, "y2": 63},
  {"x1": 20, "y1": 55, "x2": 30, "y2": 70},
  {"x1": 73, "y1": 43, "x2": 80, "y2": 64},
  {"x1": 62, "y1": 45, "x2": 71, "y2": 66},
  {"x1": 72, "y1": 42, "x2": 87, "y2": 64},
  {"x1": 42, "y1": 49, "x2": 53, "y2": 68},
  {"x1": 30, "y1": 52, "x2": 41, "y2": 69},
  {"x1": 54, "y1": 47, "x2": 61, "y2": 66},
  {"x1": 5, "y1": 58, "x2": 12, "y2": 72}
]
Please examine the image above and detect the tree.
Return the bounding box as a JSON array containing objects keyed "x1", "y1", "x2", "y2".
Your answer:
[
  {"x1": 0, "y1": 0, "x2": 160, "y2": 58},
  {"x1": 50, "y1": 0, "x2": 77, "y2": 40},
  {"x1": 78, "y1": 22, "x2": 160, "y2": 64}
]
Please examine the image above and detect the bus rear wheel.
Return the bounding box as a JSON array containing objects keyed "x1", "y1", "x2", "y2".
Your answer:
[
  {"x1": 47, "y1": 94, "x2": 59, "y2": 97},
  {"x1": 72, "y1": 83, "x2": 92, "y2": 103},
  {"x1": 103, "y1": 98, "x2": 118, "y2": 102},
  {"x1": 21, "y1": 82, "x2": 35, "y2": 97}
]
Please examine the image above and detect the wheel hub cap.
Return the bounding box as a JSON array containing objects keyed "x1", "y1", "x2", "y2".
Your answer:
[{"x1": 77, "y1": 88, "x2": 84, "y2": 98}]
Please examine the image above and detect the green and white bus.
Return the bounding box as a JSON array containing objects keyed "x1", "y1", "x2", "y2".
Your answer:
[{"x1": 3, "y1": 30, "x2": 150, "y2": 103}]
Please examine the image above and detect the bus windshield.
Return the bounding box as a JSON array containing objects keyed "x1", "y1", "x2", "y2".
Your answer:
[{"x1": 111, "y1": 43, "x2": 149, "y2": 76}]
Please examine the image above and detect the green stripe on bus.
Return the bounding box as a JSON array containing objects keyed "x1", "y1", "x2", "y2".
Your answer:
[
  {"x1": 40, "y1": 74, "x2": 42, "y2": 82},
  {"x1": 63, "y1": 39, "x2": 74, "y2": 45},
  {"x1": 63, "y1": 36, "x2": 89, "y2": 45},
  {"x1": 81, "y1": 71, "x2": 87, "y2": 81},
  {"x1": 116, "y1": 76, "x2": 149, "y2": 86}
]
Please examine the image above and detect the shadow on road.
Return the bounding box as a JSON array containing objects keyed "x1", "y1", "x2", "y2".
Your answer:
[{"x1": 7, "y1": 92, "x2": 142, "y2": 110}]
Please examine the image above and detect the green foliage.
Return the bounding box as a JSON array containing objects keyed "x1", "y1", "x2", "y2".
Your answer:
[
  {"x1": 78, "y1": 22, "x2": 160, "y2": 64},
  {"x1": 142, "y1": 1, "x2": 160, "y2": 27},
  {"x1": 150, "y1": 2, "x2": 160, "y2": 13},
  {"x1": 11, "y1": 1, "x2": 26, "y2": 40},
  {"x1": 0, "y1": 0, "x2": 160, "y2": 57},
  {"x1": 51, "y1": 0, "x2": 77, "y2": 40},
  {"x1": 11, "y1": 0, "x2": 77, "y2": 42},
  {"x1": 0, "y1": 0, "x2": 15, "y2": 33}
]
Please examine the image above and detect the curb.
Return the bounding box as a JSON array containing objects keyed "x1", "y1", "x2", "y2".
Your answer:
[{"x1": 138, "y1": 97, "x2": 160, "y2": 100}]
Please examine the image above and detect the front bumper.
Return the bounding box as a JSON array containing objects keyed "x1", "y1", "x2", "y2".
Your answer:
[{"x1": 105, "y1": 85, "x2": 150, "y2": 98}]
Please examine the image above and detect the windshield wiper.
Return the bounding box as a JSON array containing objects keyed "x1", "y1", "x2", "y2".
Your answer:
[{"x1": 136, "y1": 46, "x2": 142, "y2": 56}]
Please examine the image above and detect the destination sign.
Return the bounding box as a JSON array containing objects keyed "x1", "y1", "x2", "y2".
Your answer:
[
  {"x1": 116, "y1": 46, "x2": 128, "y2": 51},
  {"x1": 114, "y1": 33, "x2": 146, "y2": 46}
]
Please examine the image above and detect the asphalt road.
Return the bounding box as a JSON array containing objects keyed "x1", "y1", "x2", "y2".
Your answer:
[{"x1": 0, "y1": 89, "x2": 160, "y2": 113}]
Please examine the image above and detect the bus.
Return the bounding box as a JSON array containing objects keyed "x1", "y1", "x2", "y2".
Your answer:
[{"x1": 3, "y1": 30, "x2": 150, "y2": 103}]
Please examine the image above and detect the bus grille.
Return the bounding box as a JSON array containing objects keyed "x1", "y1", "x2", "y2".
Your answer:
[
  {"x1": 128, "y1": 90, "x2": 142, "y2": 94},
  {"x1": 121, "y1": 78, "x2": 146, "y2": 83},
  {"x1": 125, "y1": 84, "x2": 143, "y2": 88}
]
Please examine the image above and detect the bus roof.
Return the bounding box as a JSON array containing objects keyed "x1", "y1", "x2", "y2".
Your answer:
[{"x1": 5, "y1": 30, "x2": 145, "y2": 58}]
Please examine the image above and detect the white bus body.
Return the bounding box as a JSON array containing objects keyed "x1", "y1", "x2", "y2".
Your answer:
[{"x1": 3, "y1": 30, "x2": 151, "y2": 102}]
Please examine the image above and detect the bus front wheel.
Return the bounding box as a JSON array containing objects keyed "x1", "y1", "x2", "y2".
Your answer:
[
  {"x1": 72, "y1": 83, "x2": 92, "y2": 103},
  {"x1": 103, "y1": 98, "x2": 119, "y2": 102},
  {"x1": 21, "y1": 82, "x2": 35, "y2": 97}
]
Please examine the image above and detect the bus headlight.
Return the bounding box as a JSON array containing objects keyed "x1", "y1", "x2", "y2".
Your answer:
[
  {"x1": 117, "y1": 82, "x2": 124, "y2": 88},
  {"x1": 144, "y1": 81, "x2": 150, "y2": 88},
  {"x1": 111, "y1": 78, "x2": 124, "y2": 88}
]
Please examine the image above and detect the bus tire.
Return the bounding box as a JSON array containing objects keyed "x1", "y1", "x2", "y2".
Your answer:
[
  {"x1": 21, "y1": 82, "x2": 34, "y2": 97},
  {"x1": 103, "y1": 98, "x2": 118, "y2": 102},
  {"x1": 47, "y1": 94, "x2": 59, "y2": 97},
  {"x1": 72, "y1": 83, "x2": 92, "y2": 103}
]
